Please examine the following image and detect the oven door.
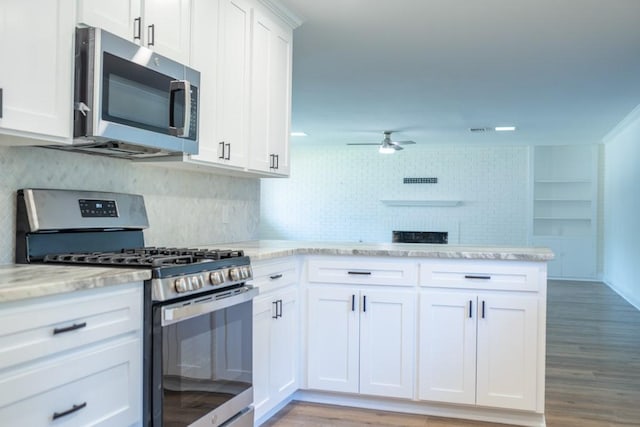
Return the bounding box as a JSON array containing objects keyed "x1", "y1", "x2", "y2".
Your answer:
[{"x1": 152, "y1": 286, "x2": 258, "y2": 427}]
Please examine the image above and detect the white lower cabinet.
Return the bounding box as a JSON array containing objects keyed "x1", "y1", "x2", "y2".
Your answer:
[
  {"x1": 307, "y1": 287, "x2": 415, "y2": 399},
  {"x1": 419, "y1": 290, "x2": 539, "y2": 411},
  {"x1": 0, "y1": 283, "x2": 143, "y2": 427},
  {"x1": 252, "y1": 258, "x2": 299, "y2": 422}
]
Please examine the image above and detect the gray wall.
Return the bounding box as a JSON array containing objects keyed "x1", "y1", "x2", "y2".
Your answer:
[
  {"x1": 0, "y1": 145, "x2": 260, "y2": 264},
  {"x1": 603, "y1": 107, "x2": 640, "y2": 309}
]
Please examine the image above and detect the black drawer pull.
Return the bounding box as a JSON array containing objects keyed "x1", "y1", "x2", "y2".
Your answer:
[
  {"x1": 348, "y1": 271, "x2": 371, "y2": 275},
  {"x1": 52, "y1": 402, "x2": 87, "y2": 420},
  {"x1": 469, "y1": 300, "x2": 473, "y2": 318},
  {"x1": 270, "y1": 274, "x2": 283, "y2": 280},
  {"x1": 465, "y1": 275, "x2": 491, "y2": 280},
  {"x1": 53, "y1": 322, "x2": 87, "y2": 335}
]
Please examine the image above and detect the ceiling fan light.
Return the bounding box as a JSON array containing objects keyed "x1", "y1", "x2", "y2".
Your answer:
[{"x1": 379, "y1": 145, "x2": 395, "y2": 154}]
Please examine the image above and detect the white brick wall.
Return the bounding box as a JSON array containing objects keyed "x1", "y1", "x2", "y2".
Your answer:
[{"x1": 260, "y1": 143, "x2": 530, "y2": 245}]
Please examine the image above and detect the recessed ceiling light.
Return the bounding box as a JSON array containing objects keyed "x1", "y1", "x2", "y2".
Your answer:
[
  {"x1": 495, "y1": 126, "x2": 516, "y2": 131},
  {"x1": 290, "y1": 131, "x2": 308, "y2": 137}
]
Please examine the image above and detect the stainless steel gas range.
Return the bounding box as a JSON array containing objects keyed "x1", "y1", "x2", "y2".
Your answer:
[{"x1": 16, "y1": 188, "x2": 257, "y2": 427}]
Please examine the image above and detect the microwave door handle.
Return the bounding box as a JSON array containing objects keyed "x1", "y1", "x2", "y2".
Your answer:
[{"x1": 169, "y1": 80, "x2": 191, "y2": 137}]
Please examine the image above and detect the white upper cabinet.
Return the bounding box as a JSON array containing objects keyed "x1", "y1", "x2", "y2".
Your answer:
[
  {"x1": 213, "y1": 0, "x2": 252, "y2": 168},
  {"x1": 0, "y1": 0, "x2": 75, "y2": 142},
  {"x1": 76, "y1": 0, "x2": 141, "y2": 41},
  {"x1": 248, "y1": 9, "x2": 292, "y2": 175},
  {"x1": 187, "y1": 0, "x2": 296, "y2": 176},
  {"x1": 77, "y1": 0, "x2": 191, "y2": 64}
]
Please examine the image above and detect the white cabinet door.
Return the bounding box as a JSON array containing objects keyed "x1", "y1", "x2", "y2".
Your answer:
[
  {"x1": 476, "y1": 294, "x2": 538, "y2": 411},
  {"x1": 0, "y1": 0, "x2": 74, "y2": 141},
  {"x1": 189, "y1": 0, "x2": 219, "y2": 163},
  {"x1": 143, "y1": 0, "x2": 191, "y2": 63},
  {"x1": 359, "y1": 290, "x2": 415, "y2": 399},
  {"x1": 77, "y1": 0, "x2": 191, "y2": 63},
  {"x1": 248, "y1": 10, "x2": 292, "y2": 175},
  {"x1": 418, "y1": 291, "x2": 477, "y2": 405},
  {"x1": 253, "y1": 286, "x2": 298, "y2": 421},
  {"x1": 214, "y1": 0, "x2": 251, "y2": 168},
  {"x1": 77, "y1": 0, "x2": 141, "y2": 42},
  {"x1": 307, "y1": 287, "x2": 359, "y2": 393},
  {"x1": 270, "y1": 287, "x2": 298, "y2": 402}
]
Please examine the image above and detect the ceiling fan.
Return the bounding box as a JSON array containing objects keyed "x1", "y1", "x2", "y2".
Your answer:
[{"x1": 347, "y1": 131, "x2": 416, "y2": 153}]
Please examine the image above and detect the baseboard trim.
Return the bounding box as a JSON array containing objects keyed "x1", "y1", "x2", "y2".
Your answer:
[
  {"x1": 292, "y1": 390, "x2": 546, "y2": 427},
  {"x1": 602, "y1": 279, "x2": 640, "y2": 312}
]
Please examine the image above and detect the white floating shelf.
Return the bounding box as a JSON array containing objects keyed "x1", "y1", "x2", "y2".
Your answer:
[{"x1": 381, "y1": 200, "x2": 462, "y2": 207}]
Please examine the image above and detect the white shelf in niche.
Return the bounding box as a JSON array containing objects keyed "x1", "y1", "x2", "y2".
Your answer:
[{"x1": 380, "y1": 200, "x2": 462, "y2": 207}]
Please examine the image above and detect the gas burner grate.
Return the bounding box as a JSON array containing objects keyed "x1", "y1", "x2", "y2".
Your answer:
[{"x1": 42, "y1": 247, "x2": 245, "y2": 267}]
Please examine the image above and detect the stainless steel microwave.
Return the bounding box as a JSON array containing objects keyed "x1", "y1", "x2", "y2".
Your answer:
[{"x1": 70, "y1": 26, "x2": 199, "y2": 159}]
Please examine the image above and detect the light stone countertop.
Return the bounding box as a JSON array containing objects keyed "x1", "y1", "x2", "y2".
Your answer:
[
  {"x1": 202, "y1": 240, "x2": 555, "y2": 262},
  {"x1": 0, "y1": 241, "x2": 552, "y2": 303},
  {"x1": 0, "y1": 264, "x2": 151, "y2": 303}
]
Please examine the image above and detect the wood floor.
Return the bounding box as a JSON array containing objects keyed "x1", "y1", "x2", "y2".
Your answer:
[{"x1": 262, "y1": 280, "x2": 640, "y2": 427}]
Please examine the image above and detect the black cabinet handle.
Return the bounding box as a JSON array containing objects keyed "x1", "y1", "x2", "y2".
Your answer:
[
  {"x1": 482, "y1": 301, "x2": 486, "y2": 319},
  {"x1": 0, "y1": 88, "x2": 3, "y2": 118},
  {"x1": 147, "y1": 24, "x2": 155, "y2": 46},
  {"x1": 272, "y1": 301, "x2": 278, "y2": 319},
  {"x1": 225, "y1": 143, "x2": 231, "y2": 160},
  {"x1": 363, "y1": 295, "x2": 367, "y2": 312},
  {"x1": 53, "y1": 322, "x2": 87, "y2": 335},
  {"x1": 52, "y1": 402, "x2": 87, "y2": 420},
  {"x1": 277, "y1": 299, "x2": 283, "y2": 318},
  {"x1": 465, "y1": 275, "x2": 491, "y2": 280},
  {"x1": 351, "y1": 294, "x2": 355, "y2": 311},
  {"x1": 218, "y1": 141, "x2": 225, "y2": 159},
  {"x1": 270, "y1": 274, "x2": 283, "y2": 280},
  {"x1": 469, "y1": 300, "x2": 473, "y2": 318},
  {"x1": 133, "y1": 17, "x2": 141, "y2": 40},
  {"x1": 274, "y1": 154, "x2": 279, "y2": 169},
  {"x1": 348, "y1": 271, "x2": 371, "y2": 275}
]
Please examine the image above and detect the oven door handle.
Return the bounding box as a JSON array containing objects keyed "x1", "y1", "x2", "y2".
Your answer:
[{"x1": 161, "y1": 286, "x2": 258, "y2": 326}]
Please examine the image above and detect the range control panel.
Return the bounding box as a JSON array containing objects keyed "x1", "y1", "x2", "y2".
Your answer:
[{"x1": 79, "y1": 199, "x2": 118, "y2": 218}]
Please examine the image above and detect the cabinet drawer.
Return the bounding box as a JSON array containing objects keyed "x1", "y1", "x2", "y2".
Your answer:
[
  {"x1": 0, "y1": 283, "x2": 142, "y2": 369},
  {"x1": 251, "y1": 258, "x2": 298, "y2": 292},
  {"x1": 0, "y1": 338, "x2": 141, "y2": 426},
  {"x1": 420, "y1": 261, "x2": 540, "y2": 291},
  {"x1": 307, "y1": 258, "x2": 418, "y2": 286}
]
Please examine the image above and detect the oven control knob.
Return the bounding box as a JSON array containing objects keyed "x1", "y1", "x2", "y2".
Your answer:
[
  {"x1": 209, "y1": 270, "x2": 225, "y2": 286},
  {"x1": 194, "y1": 275, "x2": 205, "y2": 289},
  {"x1": 174, "y1": 278, "x2": 188, "y2": 293},
  {"x1": 229, "y1": 267, "x2": 241, "y2": 281},
  {"x1": 243, "y1": 266, "x2": 253, "y2": 280}
]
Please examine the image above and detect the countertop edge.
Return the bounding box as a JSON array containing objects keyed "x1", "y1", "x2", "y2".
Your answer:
[
  {"x1": 0, "y1": 266, "x2": 151, "y2": 304},
  {"x1": 212, "y1": 241, "x2": 555, "y2": 262}
]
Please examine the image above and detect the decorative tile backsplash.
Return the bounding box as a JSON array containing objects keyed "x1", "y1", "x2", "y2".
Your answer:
[
  {"x1": 0, "y1": 145, "x2": 260, "y2": 264},
  {"x1": 260, "y1": 143, "x2": 529, "y2": 245}
]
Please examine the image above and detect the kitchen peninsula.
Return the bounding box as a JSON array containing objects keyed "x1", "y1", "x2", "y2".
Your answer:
[
  {"x1": 217, "y1": 240, "x2": 552, "y2": 427},
  {"x1": 0, "y1": 241, "x2": 551, "y2": 427}
]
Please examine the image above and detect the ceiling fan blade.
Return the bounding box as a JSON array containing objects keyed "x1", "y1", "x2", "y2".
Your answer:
[
  {"x1": 392, "y1": 144, "x2": 404, "y2": 151},
  {"x1": 346, "y1": 143, "x2": 381, "y2": 145},
  {"x1": 393, "y1": 140, "x2": 416, "y2": 145}
]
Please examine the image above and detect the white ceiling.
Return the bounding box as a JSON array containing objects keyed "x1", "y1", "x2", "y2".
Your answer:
[{"x1": 277, "y1": 0, "x2": 640, "y2": 147}]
